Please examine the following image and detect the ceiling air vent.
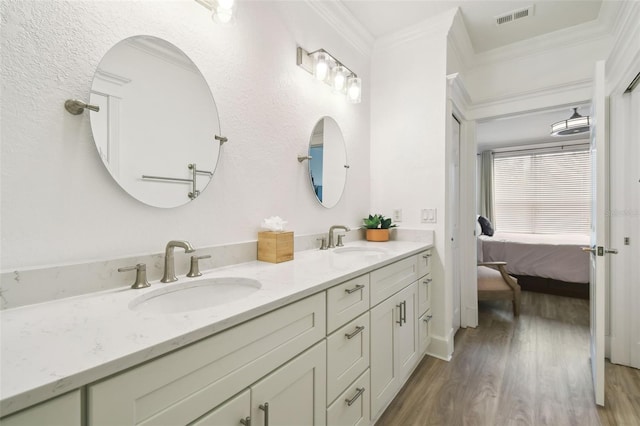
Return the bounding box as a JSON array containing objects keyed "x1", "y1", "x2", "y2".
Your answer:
[{"x1": 495, "y1": 5, "x2": 535, "y2": 26}]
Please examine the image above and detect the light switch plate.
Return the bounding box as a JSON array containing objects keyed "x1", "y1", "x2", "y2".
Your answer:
[
  {"x1": 393, "y1": 209, "x2": 403, "y2": 222},
  {"x1": 421, "y1": 208, "x2": 437, "y2": 223}
]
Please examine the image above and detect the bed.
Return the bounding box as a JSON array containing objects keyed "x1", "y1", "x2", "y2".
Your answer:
[{"x1": 478, "y1": 232, "x2": 590, "y2": 298}]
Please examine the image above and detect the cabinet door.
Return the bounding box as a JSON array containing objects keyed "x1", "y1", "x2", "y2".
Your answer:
[
  {"x1": 251, "y1": 341, "x2": 326, "y2": 426},
  {"x1": 418, "y1": 273, "x2": 432, "y2": 316},
  {"x1": 191, "y1": 390, "x2": 250, "y2": 426},
  {"x1": 396, "y1": 282, "x2": 419, "y2": 381},
  {"x1": 0, "y1": 390, "x2": 81, "y2": 426},
  {"x1": 369, "y1": 293, "x2": 400, "y2": 419}
]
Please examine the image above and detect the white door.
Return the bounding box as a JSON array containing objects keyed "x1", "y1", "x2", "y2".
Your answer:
[
  {"x1": 450, "y1": 114, "x2": 461, "y2": 333},
  {"x1": 588, "y1": 60, "x2": 616, "y2": 406}
]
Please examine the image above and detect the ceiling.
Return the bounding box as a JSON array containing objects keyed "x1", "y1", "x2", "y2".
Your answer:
[
  {"x1": 339, "y1": 1, "x2": 603, "y2": 150},
  {"x1": 341, "y1": 0, "x2": 603, "y2": 53}
]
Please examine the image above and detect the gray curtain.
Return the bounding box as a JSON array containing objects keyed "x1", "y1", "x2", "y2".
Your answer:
[{"x1": 480, "y1": 150, "x2": 494, "y2": 224}]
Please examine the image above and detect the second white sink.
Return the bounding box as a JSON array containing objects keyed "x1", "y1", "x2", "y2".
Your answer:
[{"x1": 129, "y1": 277, "x2": 261, "y2": 314}]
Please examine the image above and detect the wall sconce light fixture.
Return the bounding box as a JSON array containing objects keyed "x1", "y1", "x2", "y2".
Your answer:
[
  {"x1": 297, "y1": 46, "x2": 361, "y2": 104},
  {"x1": 195, "y1": 0, "x2": 236, "y2": 25}
]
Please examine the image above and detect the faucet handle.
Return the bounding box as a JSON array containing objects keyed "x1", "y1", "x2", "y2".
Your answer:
[
  {"x1": 187, "y1": 255, "x2": 211, "y2": 277},
  {"x1": 336, "y1": 234, "x2": 346, "y2": 247},
  {"x1": 118, "y1": 263, "x2": 150, "y2": 289},
  {"x1": 317, "y1": 237, "x2": 328, "y2": 250}
]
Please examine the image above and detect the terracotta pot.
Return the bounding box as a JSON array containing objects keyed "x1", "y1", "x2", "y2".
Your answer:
[{"x1": 366, "y1": 229, "x2": 390, "y2": 242}]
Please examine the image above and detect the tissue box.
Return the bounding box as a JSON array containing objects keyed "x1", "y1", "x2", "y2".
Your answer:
[{"x1": 258, "y1": 231, "x2": 294, "y2": 263}]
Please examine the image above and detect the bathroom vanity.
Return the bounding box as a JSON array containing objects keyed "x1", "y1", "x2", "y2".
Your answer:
[{"x1": 0, "y1": 240, "x2": 433, "y2": 425}]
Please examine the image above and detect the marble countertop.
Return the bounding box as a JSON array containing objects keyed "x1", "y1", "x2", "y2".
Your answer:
[{"x1": 0, "y1": 240, "x2": 431, "y2": 416}]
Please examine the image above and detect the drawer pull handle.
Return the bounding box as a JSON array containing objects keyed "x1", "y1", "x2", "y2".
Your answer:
[
  {"x1": 402, "y1": 301, "x2": 407, "y2": 324},
  {"x1": 345, "y1": 325, "x2": 365, "y2": 339},
  {"x1": 259, "y1": 403, "x2": 269, "y2": 426},
  {"x1": 240, "y1": 416, "x2": 251, "y2": 426},
  {"x1": 345, "y1": 284, "x2": 365, "y2": 294},
  {"x1": 423, "y1": 315, "x2": 433, "y2": 323},
  {"x1": 423, "y1": 278, "x2": 432, "y2": 284},
  {"x1": 396, "y1": 303, "x2": 403, "y2": 325},
  {"x1": 345, "y1": 387, "x2": 365, "y2": 406},
  {"x1": 423, "y1": 253, "x2": 432, "y2": 259}
]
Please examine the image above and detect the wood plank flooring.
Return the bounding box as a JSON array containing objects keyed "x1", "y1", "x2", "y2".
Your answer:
[{"x1": 376, "y1": 292, "x2": 640, "y2": 426}]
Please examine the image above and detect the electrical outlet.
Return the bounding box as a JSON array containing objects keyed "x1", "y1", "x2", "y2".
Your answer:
[
  {"x1": 393, "y1": 209, "x2": 403, "y2": 222},
  {"x1": 421, "y1": 208, "x2": 437, "y2": 223}
]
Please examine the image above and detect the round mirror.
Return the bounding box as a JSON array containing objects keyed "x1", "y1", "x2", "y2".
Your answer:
[
  {"x1": 89, "y1": 35, "x2": 222, "y2": 208},
  {"x1": 307, "y1": 117, "x2": 348, "y2": 208}
]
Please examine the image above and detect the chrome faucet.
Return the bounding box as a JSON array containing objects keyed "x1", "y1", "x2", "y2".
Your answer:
[
  {"x1": 161, "y1": 240, "x2": 195, "y2": 283},
  {"x1": 328, "y1": 225, "x2": 350, "y2": 248}
]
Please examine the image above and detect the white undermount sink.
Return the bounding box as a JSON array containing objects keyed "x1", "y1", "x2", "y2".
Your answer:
[
  {"x1": 333, "y1": 246, "x2": 388, "y2": 256},
  {"x1": 129, "y1": 277, "x2": 262, "y2": 314}
]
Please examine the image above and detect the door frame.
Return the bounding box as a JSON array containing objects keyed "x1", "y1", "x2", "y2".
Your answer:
[
  {"x1": 446, "y1": 74, "x2": 477, "y2": 329},
  {"x1": 608, "y1": 51, "x2": 640, "y2": 368}
]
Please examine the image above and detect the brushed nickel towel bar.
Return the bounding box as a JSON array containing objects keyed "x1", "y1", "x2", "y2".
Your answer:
[{"x1": 142, "y1": 163, "x2": 212, "y2": 200}]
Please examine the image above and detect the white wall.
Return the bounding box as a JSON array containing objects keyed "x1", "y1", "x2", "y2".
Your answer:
[
  {"x1": 370, "y1": 10, "x2": 455, "y2": 359},
  {"x1": 0, "y1": 0, "x2": 371, "y2": 270}
]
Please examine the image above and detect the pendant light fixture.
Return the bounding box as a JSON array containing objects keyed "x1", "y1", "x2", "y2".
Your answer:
[{"x1": 550, "y1": 107, "x2": 591, "y2": 136}]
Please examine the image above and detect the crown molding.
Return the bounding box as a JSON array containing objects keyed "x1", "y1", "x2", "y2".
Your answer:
[
  {"x1": 468, "y1": 78, "x2": 593, "y2": 121},
  {"x1": 374, "y1": 8, "x2": 456, "y2": 52},
  {"x1": 305, "y1": 0, "x2": 374, "y2": 57}
]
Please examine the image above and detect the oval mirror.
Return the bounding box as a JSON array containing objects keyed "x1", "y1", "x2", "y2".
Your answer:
[
  {"x1": 89, "y1": 35, "x2": 222, "y2": 208},
  {"x1": 307, "y1": 117, "x2": 348, "y2": 208}
]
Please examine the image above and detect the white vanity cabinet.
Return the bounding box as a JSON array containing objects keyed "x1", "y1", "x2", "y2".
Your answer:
[
  {"x1": 370, "y1": 259, "x2": 419, "y2": 420},
  {"x1": 88, "y1": 293, "x2": 326, "y2": 425},
  {"x1": 0, "y1": 390, "x2": 81, "y2": 426}
]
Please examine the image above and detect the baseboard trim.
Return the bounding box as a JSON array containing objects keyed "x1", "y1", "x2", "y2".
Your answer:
[{"x1": 426, "y1": 329, "x2": 454, "y2": 361}]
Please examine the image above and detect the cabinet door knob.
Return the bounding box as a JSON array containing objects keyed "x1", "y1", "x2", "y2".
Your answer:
[
  {"x1": 345, "y1": 387, "x2": 365, "y2": 406},
  {"x1": 345, "y1": 325, "x2": 365, "y2": 339},
  {"x1": 259, "y1": 403, "x2": 269, "y2": 426}
]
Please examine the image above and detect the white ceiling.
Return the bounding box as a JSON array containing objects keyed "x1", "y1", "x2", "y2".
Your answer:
[
  {"x1": 339, "y1": 1, "x2": 603, "y2": 151},
  {"x1": 341, "y1": 0, "x2": 603, "y2": 52}
]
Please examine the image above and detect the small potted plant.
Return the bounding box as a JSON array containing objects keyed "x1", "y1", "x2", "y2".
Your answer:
[{"x1": 362, "y1": 214, "x2": 397, "y2": 242}]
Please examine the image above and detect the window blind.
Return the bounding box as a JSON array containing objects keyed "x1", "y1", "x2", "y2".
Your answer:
[{"x1": 493, "y1": 149, "x2": 591, "y2": 235}]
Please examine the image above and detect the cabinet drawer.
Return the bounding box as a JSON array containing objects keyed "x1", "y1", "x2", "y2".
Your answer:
[
  {"x1": 419, "y1": 310, "x2": 433, "y2": 355},
  {"x1": 327, "y1": 312, "x2": 370, "y2": 404},
  {"x1": 88, "y1": 293, "x2": 326, "y2": 425},
  {"x1": 370, "y1": 256, "x2": 418, "y2": 306},
  {"x1": 417, "y1": 250, "x2": 432, "y2": 278},
  {"x1": 327, "y1": 369, "x2": 370, "y2": 426},
  {"x1": 418, "y1": 273, "x2": 432, "y2": 316},
  {"x1": 327, "y1": 274, "x2": 369, "y2": 333}
]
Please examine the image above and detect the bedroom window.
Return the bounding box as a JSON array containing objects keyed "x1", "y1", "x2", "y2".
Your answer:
[{"x1": 493, "y1": 147, "x2": 591, "y2": 235}]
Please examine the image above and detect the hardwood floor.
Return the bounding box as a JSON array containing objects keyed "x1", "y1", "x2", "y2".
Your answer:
[{"x1": 376, "y1": 292, "x2": 640, "y2": 426}]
